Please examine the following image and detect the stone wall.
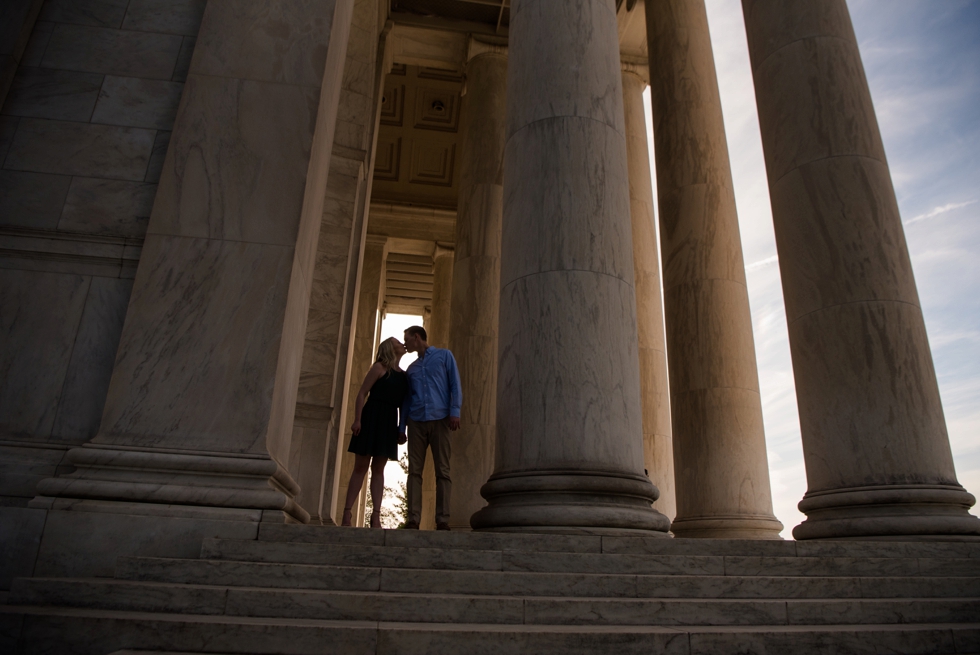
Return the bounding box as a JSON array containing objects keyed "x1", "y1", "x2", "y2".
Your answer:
[{"x1": 0, "y1": 0, "x2": 206, "y2": 505}]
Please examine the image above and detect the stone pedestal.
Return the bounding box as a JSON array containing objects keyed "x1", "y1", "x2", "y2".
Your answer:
[
  {"x1": 645, "y1": 0, "x2": 782, "y2": 539},
  {"x1": 449, "y1": 42, "x2": 506, "y2": 531},
  {"x1": 471, "y1": 0, "x2": 669, "y2": 536},
  {"x1": 621, "y1": 63, "x2": 675, "y2": 522},
  {"x1": 742, "y1": 0, "x2": 980, "y2": 540},
  {"x1": 33, "y1": 0, "x2": 356, "y2": 528}
]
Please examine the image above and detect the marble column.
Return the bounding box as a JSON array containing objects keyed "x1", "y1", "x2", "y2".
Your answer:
[
  {"x1": 33, "y1": 0, "x2": 356, "y2": 524},
  {"x1": 471, "y1": 0, "x2": 669, "y2": 535},
  {"x1": 428, "y1": 245, "x2": 454, "y2": 348},
  {"x1": 645, "y1": 0, "x2": 782, "y2": 539},
  {"x1": 742, "y1": 0, "x2": 980, "y2": 540},
  {"x1": 621, "y1": 63, "x2": 676, "y2": 522},
  {"x1": 334, "y1": 234, "x2": 387, "y2": 524},
  {"x1": 449, "y1": 41, "x2": 506, "y2": 531},
  {"x1": 419, "y1": 245, "x2": 453, "y2": 530}
]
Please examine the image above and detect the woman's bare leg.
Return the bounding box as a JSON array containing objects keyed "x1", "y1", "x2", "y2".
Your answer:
[
  {"x1": 369, "y1": 456, "x2": 388, "y2": 528},
  {"x1": 342, "y1": 455, "x2": 371, "y2": 526}
]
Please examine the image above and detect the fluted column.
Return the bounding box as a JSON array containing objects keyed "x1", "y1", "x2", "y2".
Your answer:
[
  {"x1": 471, "y1": 0, "x2": 669, "y2": 535},
  {"x1": 645, "y1": 0, "x2": 782, "y2": 539},
  {"x1": 621, "y1": 63, "x2": 675, "y2": 522},
  {"x1": 450, "y1": 41, "x2": 506, "y2": 530},
  {"x1": 742, "y1": 0, "x2": 980, "y2": 540}
]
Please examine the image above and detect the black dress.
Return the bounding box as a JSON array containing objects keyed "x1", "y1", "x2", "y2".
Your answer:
[{"x1": 347, "y1": 369, "x2": 409, "y2": 461}]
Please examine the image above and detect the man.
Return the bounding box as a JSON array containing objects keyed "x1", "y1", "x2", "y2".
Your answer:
[{"x1": 400, "y1": 325, "x2": 462, "y2": 530}]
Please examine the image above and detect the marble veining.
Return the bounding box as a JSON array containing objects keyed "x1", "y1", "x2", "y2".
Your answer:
[
  {"x1": 96, "y1": 235, "x2": 295, "y2": 454},
  {"x1": 501, "y1": 116, "x2": 633, "y2": 287},
  {"x1": 149, "y1": 74, "x2": 319, "y2": 245},
  {"x1": 507, "y1": 0, "x2": 625, "y2": 138}
]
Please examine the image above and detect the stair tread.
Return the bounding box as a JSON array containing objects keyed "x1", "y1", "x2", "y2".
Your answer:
[
  {"x1": 18, "y1": 577, "x2": 980, "y2": 603},
  {"x1": 6, "y1": 604, "x2": 980, "y2": 632},
  {"x1": 257, "y1": 525, "x2": 980, "y2": 559},
  {"x1": 200, "y1": 538, "x2": 980, "y2": 577}
]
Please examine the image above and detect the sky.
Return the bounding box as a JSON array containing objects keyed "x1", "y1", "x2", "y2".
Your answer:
[
  {"x1": 375, "y1": 1, "x2": 980, "y2": 537},
  {"x1": 693, "y1": 0, "x2": 980, "y2": 535}
]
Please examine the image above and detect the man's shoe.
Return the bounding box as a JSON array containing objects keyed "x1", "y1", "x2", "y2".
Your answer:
[
  {"x1": 404, "y1": 520, "x2": 419, "y2": 530},
  {"x1": 436, "y1": 522, "x2": 450, "y2": 531}
]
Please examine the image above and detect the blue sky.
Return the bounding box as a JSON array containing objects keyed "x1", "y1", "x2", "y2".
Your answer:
[{"x1": 685, "y1": 0, "x2": 980, "y2": 536}]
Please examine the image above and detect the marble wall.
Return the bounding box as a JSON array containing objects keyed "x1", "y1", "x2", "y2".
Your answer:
[
  {"x1": 3, "y1": 0, "x2": 359, "y2": 533},
  {"x1": 0, "y1": 0, "x2": 43, "y2": 108},
  {"x1": 0, "y1": 0, "x2": 207, "y2": 505}
]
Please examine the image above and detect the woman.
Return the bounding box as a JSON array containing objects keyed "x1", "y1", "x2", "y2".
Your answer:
[{"x1": 341, "y1": 337, "x2": 409, "y2": 528}]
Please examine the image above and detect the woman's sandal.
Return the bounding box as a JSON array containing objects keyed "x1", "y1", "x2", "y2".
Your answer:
[
  {"x1": 341, "y1": 507, "x2": 353, "y2": 527},
  {"x1": 369, "y1": 511, "x2": 382, "y2": 529}
]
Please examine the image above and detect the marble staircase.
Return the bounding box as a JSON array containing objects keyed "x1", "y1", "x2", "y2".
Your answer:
[{"x1": 2, "y1": 524, "x2": 979, "y2": 654}]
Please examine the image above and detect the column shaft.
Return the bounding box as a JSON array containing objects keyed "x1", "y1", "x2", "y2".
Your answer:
[
  {"x1": 334, "y1": 235, "x2": 387, "y2": 524},
  {"x1": 645, "y1": 0, "x2": 782, "y2": 538},
  {"x1": 450, "y1": 45, "x2": 506, "y2": 530},
  {"x1": 621, "y1": 66, "x2": 675, "y2": 522},
  {"x1": 742, "y1": 0, "x2": 979, "y2": 539},
  {"x1": 428, "y1": 247, "x2": 454, "y2": 348},
  {"x1": 419, "y1": 247, "x2": 453, "y2": 530},
  {"x1": 471, "y1": 0, "x2": 669, "y2": 535}
]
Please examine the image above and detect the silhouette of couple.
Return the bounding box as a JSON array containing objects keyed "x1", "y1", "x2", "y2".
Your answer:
[{"x1": 341, "y1": 325, "x2": 461, "y2": 530}]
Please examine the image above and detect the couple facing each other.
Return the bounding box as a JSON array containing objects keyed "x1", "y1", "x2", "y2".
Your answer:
[{"x1": 341, "y1": 325, "x2": 462, "y2": 529}]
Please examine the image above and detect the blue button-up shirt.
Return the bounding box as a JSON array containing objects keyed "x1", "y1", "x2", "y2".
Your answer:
[{"x1": 400, "y1": 346, "x2": 462, "y2": 431}]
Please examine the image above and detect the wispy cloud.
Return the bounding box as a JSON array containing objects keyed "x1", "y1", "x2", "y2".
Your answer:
[
  {"x1": 746, "y1": 254, "x2": 779, "y2": 271},
  {"x1": 904, "y1": 200, "x2": 977, "y2": 226}
]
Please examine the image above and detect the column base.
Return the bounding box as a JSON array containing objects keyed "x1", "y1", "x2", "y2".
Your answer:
[
  {"x1": 34, "y1": 444, "x2": 309, "y2": 523},
  {"x1": 794, "y1": 484, "x2": 980, "y2": 541},
  {"x1": 670, "y1": 515, "x2": 784, "y2": 540},
  {"x1": 470, "y1": 469, "x2": 671, "y2": 536}
]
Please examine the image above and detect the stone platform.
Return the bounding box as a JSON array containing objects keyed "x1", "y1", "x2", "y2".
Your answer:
[{"x1": 2, "y1": 524, "x2": 979, "y2": 654}]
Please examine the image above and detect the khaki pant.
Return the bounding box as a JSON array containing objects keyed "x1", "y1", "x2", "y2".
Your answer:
[{"x1": 407, "y1": 417, "x2": 451, "y2": 524}]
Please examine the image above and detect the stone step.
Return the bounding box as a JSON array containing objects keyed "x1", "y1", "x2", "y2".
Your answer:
[
  {"x1": 258, "y1": 524, "x2": 606, "y2": 554},
  {"x1": 10, "y1": 578, "x2": 980, "y2": 627},
  {"x1": 2, "y1": 605, "x2": 977, "y2": 655},
  {"x1": 608, "y1": 536, "x2": 980, "y2": 560},
  {"x1": 117, "y1": 556, "x2": 980, "y2": 599},
  {"x1": 259, "y1": 524, "x2": 980, "y2": 560},
  {"x1": 202, "y1": 538, "x2": 980, "y2": 577}
]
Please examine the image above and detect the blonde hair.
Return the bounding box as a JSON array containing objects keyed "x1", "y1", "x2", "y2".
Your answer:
[{"x1": 375, "y1": 337, "x2": 402, "y2": 373}]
